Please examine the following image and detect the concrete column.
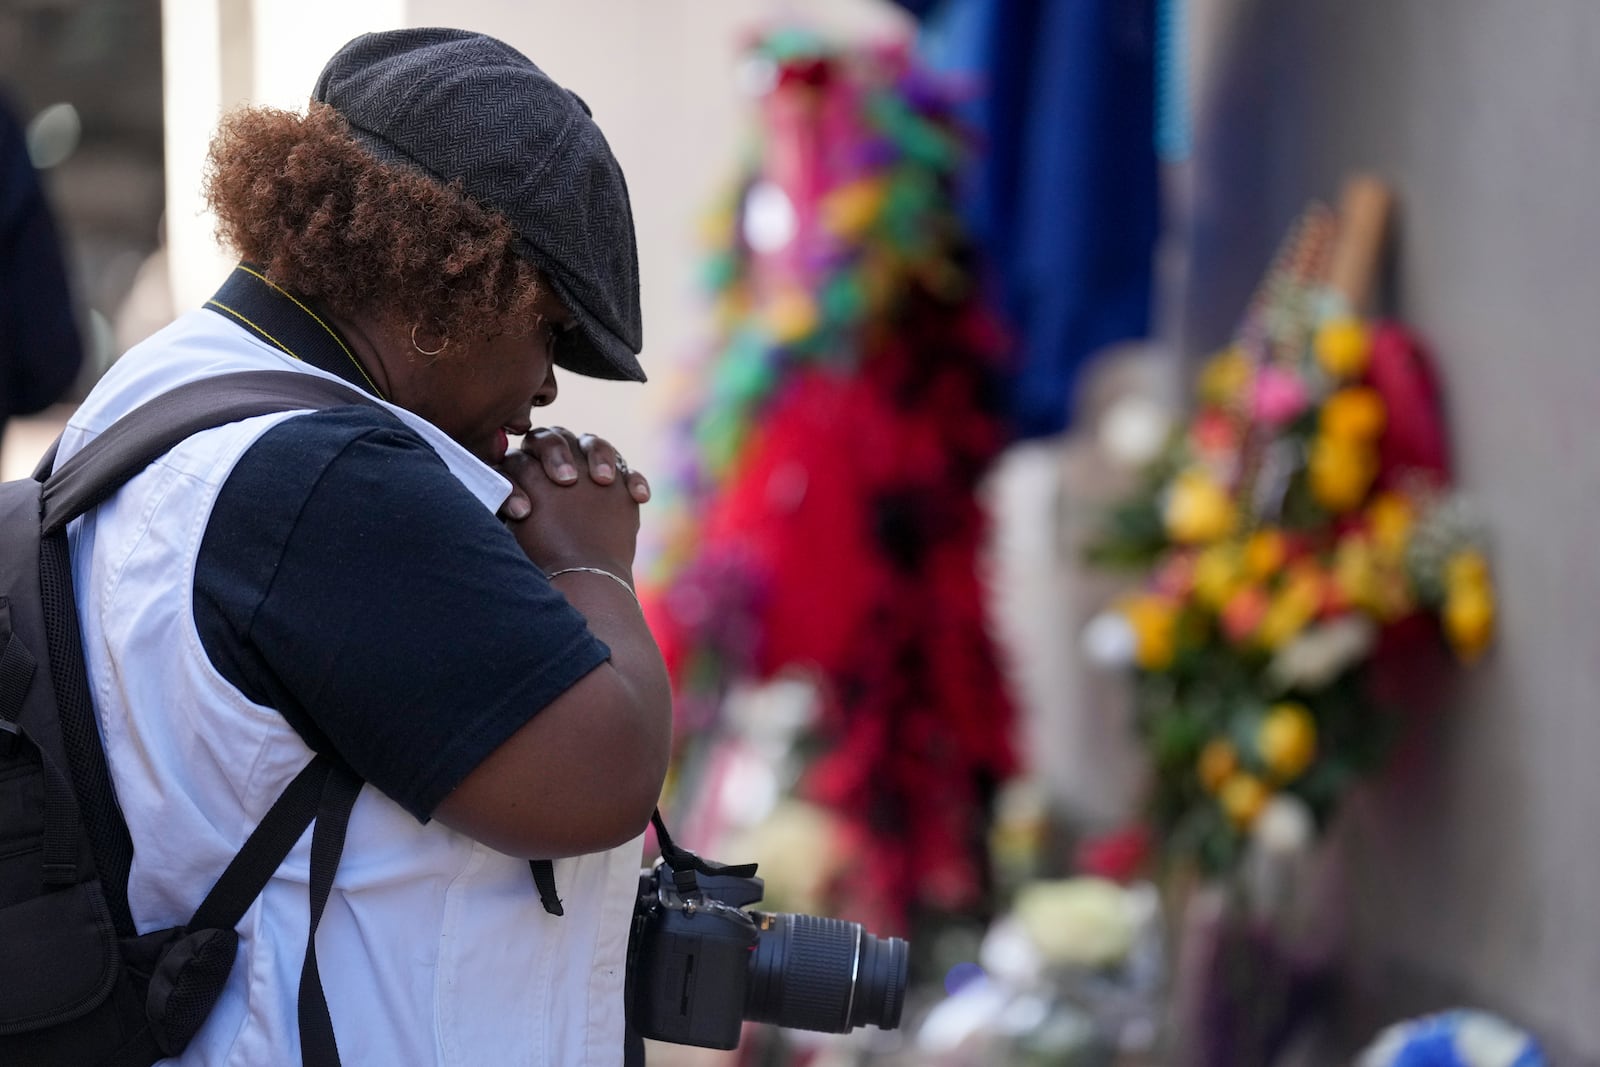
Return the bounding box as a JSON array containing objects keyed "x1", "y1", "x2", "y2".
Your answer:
[{"x1": 161, "y1": 0, "x2": 402, "y2": 311}]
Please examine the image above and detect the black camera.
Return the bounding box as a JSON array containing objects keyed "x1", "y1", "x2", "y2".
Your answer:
[{"x1": 627, "y1": 853, "x2": 910, "y2": 1050}]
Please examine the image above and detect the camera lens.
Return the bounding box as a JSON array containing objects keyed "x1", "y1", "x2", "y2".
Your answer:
[{"x1": 742, "y1": 914, "x2": 910, "y2": 1034}]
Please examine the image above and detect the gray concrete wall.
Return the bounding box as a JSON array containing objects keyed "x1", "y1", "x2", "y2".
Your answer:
[{"x1": 1178, "y1": 2, "x2": 1600, "y2": 1060}]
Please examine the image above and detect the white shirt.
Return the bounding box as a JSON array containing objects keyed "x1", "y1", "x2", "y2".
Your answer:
[{"x1": 56, "y1": 309, "x2": 643, "y2": 1066}]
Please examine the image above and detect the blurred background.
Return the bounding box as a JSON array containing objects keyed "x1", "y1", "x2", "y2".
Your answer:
[{"x1": 3, "y1": 1, "x2": 1597, "y2": 1065}]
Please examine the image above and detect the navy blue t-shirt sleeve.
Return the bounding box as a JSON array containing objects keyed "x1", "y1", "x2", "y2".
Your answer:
[{"x1": 194, "y1": 406, "x2": 611, "y2": 821}]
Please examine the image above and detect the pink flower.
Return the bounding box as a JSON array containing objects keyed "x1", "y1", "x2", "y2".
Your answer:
[
  {"x1": 1154, "y1": 551, "x2": 1198, "y2": 598},
  {"x1": 1251, "y1": 366, "x2": 1310, "y2": 425}
]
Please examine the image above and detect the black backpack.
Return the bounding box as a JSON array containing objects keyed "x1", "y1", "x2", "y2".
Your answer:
[{"x1": 0, "y1": 370, "x2": 380, "y2": 1066}]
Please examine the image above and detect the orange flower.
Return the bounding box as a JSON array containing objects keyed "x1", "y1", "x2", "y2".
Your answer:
[
  {"x1": 1243, "y1": 529, "x2": 1289, "y2": 580},
  {"x1": 1319, "y1": 387, "x2": 1387, "y2": 441},
  {"x1": 1309, "y1": 436, "x2": 1379, "y2": 513},
  {"x1": 1367, "y1": 492, "x2": 1415, "y2": 559},
  {"x1": 1221, "y1": 586, "x2": 1270, "y2": 644},
  {"x1": 1197, "y1": 739, "x2": 1239, "y2": 794},
  {"x1": 1119, "y1": 595, "x2": 1179, "y2": 671}
]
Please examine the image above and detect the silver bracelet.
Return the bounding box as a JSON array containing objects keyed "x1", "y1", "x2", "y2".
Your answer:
[{"x1": 545, "y1": 565, "x2": 639, "y2": 604}]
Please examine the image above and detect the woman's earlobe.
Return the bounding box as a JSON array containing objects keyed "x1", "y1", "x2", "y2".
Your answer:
[{"x1": 411, "y1": 323, "x2": 449, "y2": 356}]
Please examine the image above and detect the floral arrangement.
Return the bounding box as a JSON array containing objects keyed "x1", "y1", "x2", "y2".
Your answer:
[
  {"x1": 1083, "y1": 191, "x2": 1496, "y2": 876},
  {"x1": 644, "y1": 32, "x2": 1016, "y2": 933},
  {"x1": 1358, "y1": 1010, "x2": 1547, "y2": 1067},
  {"x1": 916, "y1": 877, "x2": 1165, "y2": 1065}
]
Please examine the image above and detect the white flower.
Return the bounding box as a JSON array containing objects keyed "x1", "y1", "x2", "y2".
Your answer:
[
  {"x1": 978, "y1": 916, "x2": 1045, "y2": 986},
  {"x1": 1251, "y1": 794, "x2": 1314, "y2": 857},
  {"x1": 1267, "y1": 615, "x2": 1377, "y2": 691},
  {"x1": 1012, "y1": 878, "x2": 1137, "y2": 969},
  {"x1": 1082, "y1": 612, "x2": 1138, "y2": 669},
  {"x1": 1098, "y1": 396, "x2": 1172, "y2": 469}
]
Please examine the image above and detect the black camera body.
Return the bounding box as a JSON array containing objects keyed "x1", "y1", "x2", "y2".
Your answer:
[{"x1": 627, "y1": 857, "x2": 909, "y2": 1050}]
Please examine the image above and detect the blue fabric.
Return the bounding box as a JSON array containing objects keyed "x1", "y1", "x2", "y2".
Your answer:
[
  {"x1": 0, "y1": 95, "x2": 82, "y2": 427},
  {"x1": 1390, "y1": 1028, "x2": 1464, "y2": 1067},
  {"x1": 904, "y1": 0, "x2": 1159, "y2": 438},
  {"x1": 194, "y1": 407, "x2": 612, "y2": 821}
]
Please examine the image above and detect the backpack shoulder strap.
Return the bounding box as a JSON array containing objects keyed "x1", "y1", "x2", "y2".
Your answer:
[
  {"x1": 37, "y1": 370, "x2": 378, "y2": 1041},
  {"x1": 40, "y1": 370, "x2": 377, "y2": 536}
]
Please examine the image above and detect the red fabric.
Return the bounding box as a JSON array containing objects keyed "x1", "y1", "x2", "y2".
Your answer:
[
  {"x1": 1368, "y1": 322, "x2": 1452, "y2": 485},
  {"x1": 1077, "y1": 825, "x2": 1154, "y2": 884},
  {"x1": 658, "y1": 292, "x2": 1017, "y2": 930}
]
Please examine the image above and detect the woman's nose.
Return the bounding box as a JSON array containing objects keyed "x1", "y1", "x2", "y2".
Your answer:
[{"x1": 532, "y1": 365, "x2": 559, "y2": 408}]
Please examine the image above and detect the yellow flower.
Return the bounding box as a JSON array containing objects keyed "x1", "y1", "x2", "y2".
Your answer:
[
  {"x1": 1243, "y1": 529, "x2": 1289, "y2": 580},
  {"x1": 1120, "y1": 595, "x2": 1179, "y2": 671},
  {"x1": 1255, "y1": 567, "x2": 1324, "y2": 649},
  {"x1": 1334, "y1": 535, "x2": 1382, "y2": 612},
  {"x1": 1164, "y1": 469, "x2": 1237, "y2": 544},
  {"x1": 1198, "y1": 346, "x2": 1254, "y2": 406},
  {"x1": 1309, "y1": 436, "x2": 1379, "y2": 513},
  {"x1": 822, "y1": 178, "x2": 887, "y2": 238},
  {"x1": 766, "y1": 288, "x2": 818, "y2": 343},
  {"x1": 1444, "y1": 583, "x2": 1496, "y2": 663},
  {"x1": 1314, "y1": 317, "x2": 1373, "y2": 379},
  {"x1": 1319, "y1": 387, "x2": 1387, "y2": 441},
  {"x1": 1442, "y1": 549, "x2": 1493, "y2": 660},
  {"x1": 1220, "y1": 773, "x2": 1270, "y2": 828},
  {"x1": 1445, "y1": 549, "x2": 1491, "y2": 591},
  {"x1": 1197, "y1": 739, "x2": 1238, "y2": 794},
  {"x1": 1367, "y1": 492, "x2": 1415, "y2": 559},
  {"x1": 1193, "y1": 544, "x2": 1246, "y2": 610},
  {"x1": 1258, "y1": 703, "x2": 1318, "y2": 782}
]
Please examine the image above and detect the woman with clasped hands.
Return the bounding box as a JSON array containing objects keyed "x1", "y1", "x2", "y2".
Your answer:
[{"x1": 52, "y1": 28, "x2": 669, "y2": 1066}]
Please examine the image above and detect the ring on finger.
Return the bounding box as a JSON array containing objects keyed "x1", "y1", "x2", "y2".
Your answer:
[{"x1": 614, "y1": 454, "x2": 630, "y2": 475}]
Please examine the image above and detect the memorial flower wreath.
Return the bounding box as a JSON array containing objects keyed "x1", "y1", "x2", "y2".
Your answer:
[{"x1": 1083, "y1": 179, "x2": 1497, "y2": 877}]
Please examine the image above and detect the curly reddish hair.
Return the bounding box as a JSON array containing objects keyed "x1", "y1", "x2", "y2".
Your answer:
[{"x1": 203, "y1": 102, "x2": 544, "y2": 343}]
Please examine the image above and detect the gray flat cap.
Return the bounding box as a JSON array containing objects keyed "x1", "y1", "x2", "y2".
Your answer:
[{"x1": 314, "y1": 27, "x2": 645, "y2": 382}]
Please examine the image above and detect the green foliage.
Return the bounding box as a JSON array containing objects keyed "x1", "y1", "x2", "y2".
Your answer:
[{"x1": 1083, "y1": 497, "x2": 1168, "y2": 569}]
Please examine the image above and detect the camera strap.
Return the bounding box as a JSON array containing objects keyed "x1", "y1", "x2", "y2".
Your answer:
[
  {"x1": 650, "y1": 809, "x2": 759, "y2": 893},
  {"x1": 527, "y1": 809, "x2": 758, "y2": 917},
  {"x1": 529, "y1": 859, "x2": 563, "y2": 916}
]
